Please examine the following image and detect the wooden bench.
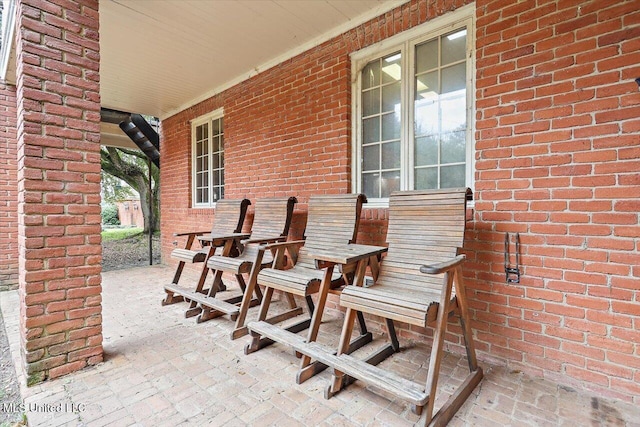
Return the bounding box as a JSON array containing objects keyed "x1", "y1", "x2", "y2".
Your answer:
[
  {"x1": 162, "y1": 198, "x2": 250, "y2": 307},
  {"x1": 185, "y1": 197, "x2": 297, "y2": 338}
]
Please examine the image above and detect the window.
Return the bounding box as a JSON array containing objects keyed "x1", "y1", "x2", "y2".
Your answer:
[
  {"x1": 352, "y1": 6, "x2": 474, "y2": 204},
  {"x1": 192, "y1": 109, "x2": 224, "y2": 207}
]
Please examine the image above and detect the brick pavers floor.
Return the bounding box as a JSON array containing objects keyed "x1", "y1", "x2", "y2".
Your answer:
[{"x1": 1, "y1": 265, "x2": 639, "y2": 426}]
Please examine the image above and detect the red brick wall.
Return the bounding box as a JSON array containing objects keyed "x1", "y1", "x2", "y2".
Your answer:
[
  {"x1": 15, "y1": 0, "x2": 103, "y2": 383},
  {"x1": 0, "y1": 83, "x2": 18, "y2": 291},
  {"x1": 472, "y1": 0, "x2": 640, "y2": 403},
  {"x1": 160, "y1": 0, "x2": 640, "y2": 403}
]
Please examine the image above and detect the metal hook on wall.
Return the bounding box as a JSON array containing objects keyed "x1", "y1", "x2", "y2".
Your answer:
[{"x1": 504, "y1": 232, "x2": 521, "y2": 283}]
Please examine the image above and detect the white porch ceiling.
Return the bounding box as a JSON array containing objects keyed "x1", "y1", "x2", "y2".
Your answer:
[{"x1": 100, "y1": 0, "x2": 406, "y2": 120}]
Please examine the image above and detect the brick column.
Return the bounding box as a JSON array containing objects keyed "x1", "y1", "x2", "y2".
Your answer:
[
  {"x1": 0, "y1": 83, "x2": 18, "y2": 291},
  {"x1": 15, "y1": 0, "x2": 102, "y2": 383}
]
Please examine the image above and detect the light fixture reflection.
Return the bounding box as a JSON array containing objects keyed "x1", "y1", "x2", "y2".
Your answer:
[{"x1": 447, "y1": 29, "x2": 466, "y2": 40}]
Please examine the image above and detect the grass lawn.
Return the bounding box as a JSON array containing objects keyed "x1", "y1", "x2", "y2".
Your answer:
[{"x1": 101, "y1": 227, "x2": 144, "y2": 241}]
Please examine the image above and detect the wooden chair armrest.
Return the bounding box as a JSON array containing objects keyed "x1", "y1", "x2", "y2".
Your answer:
[
  {"x1": 262, "y1": 239, "x2": 305, "y2": 269},
  {"x1": 243, "y1": 236, "x2": 286, "y2": 245},
  {"x1": 420, "y1": 255, "x2": 466, "y2": 275},
  {"x1": 173, "y1": 231, "x2": 209, "y2": 237},
  {"x1": 198, "y1": 233, "x2": 251, "y2": 244},
  {"x1": 263, "y1": 239, "x2": 306, "y2": 251}
]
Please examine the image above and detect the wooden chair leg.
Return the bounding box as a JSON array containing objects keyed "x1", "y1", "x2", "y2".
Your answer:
[
  {"x1": 236, "y1": 274, "x2": 247, "y2": 293},
  {"x1": 231, "y1": 252, "x2": 265, "y2": 340},
  {"x1": 285, "y1": 292, "x2": 297, "y2": 308},
  {"x1": 161, "y1": 261, "x2": 186, "y2": 305},
  {"x1": 453, "y1": 266, "x2": 479, "y2": 371},
  {"x1": 425, "y1": 267, "x2": 484, "y2": 426},
  {"x1": 297, "y1": 266, "x2": 334, "y2": 384},
  {"x1": 422, "y1": 270, "x2": 455, "y2": 423},
  {"x1": 245, "y1": 287, "x2": 275, "y2": 354},
  {"x1": 325, "y1": 306, "x2": 358, "y2": 399}
]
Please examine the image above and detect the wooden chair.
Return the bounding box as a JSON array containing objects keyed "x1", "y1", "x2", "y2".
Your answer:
[
  {"x1": 185, "y1": 197, "x2": 297, "y2": 338},
  {"x1": 245, "y1": 194, "x2": 368, "y2": 382},
  {"x1": 162, "y1": 198, "x2": 250, "y2": 307},
  {"x1": 262, "y1": 189, "x2": 482, "y2": 426}
]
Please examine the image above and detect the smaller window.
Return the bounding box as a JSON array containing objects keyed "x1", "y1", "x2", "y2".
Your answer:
[{"x1": 192, "y1": 110, "x2": 224, "y2": 207}]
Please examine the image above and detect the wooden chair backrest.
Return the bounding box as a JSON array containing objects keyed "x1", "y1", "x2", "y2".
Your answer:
[
  {"x1": 210, "y1": 199, "x2": 251, "y2": 235},
  {"x1": 376, "y1": 188, "x2": 470, "y2": 294},
  {"x1": 297, "y1": 194, "x2": 367, "y2": 269},
  {"x1": 249, "y1": 197, "x2": 297, "y2": 241}
]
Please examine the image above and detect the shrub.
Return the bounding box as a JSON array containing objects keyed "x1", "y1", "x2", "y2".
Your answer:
[{"x1": 102, "y1": 204, "x2": 120, "y2": 225}]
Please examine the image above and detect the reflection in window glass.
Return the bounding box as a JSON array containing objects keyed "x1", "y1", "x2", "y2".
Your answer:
[
  {"x1": 414, "y1": 29, "x2": 467, "y2": 190},
  {"x1": 360, "y1": 52, "x2": 402, "y2": 199}
]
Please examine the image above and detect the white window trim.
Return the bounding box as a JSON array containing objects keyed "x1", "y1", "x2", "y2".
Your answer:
[
  {"x1": 191, "y1": 108, "x2": 224, "y2": 208},
  {"x1": 351, "y1": 4, "x2": 475, "y2": 208}
]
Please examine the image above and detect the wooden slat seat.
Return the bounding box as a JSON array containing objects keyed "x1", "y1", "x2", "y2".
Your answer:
[
  {"x1": 206, "y1": 244, "x2": 273, "y2": 275},
  {"x1": 170, "y1": 248, "x2": 210, "y2": 263},
  {"x1": 318, "y1": 188, "x2": 483, "y2": 427},
  {"x1": 257, "y1": 264, "x2": 343, "y2": 296},
  {"x1": 189, "y1": 197, "x2": 297, "y2": 337},
  {"x1": 161, "y1": 198, "x2": 250, "y2": 307}
]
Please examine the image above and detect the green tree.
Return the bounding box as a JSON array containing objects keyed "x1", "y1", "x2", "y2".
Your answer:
[{"x1": 100, "y1": 146, "x2": 159, "y2": 233}]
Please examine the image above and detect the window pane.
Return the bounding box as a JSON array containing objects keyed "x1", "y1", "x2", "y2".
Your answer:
[
  {"x1": 212, "y1": 153, "x2": 219, "y2": 169},
  {"x1": 441, "y1": 131, "x2": 466, "y2": 164},
  {"x1": 442, "y1": 29, "x2": 466, "y2": 65},
  {"x1": 212, "y1": 170, "x2": 219, "y2": 186},
  {"x1": 381, "y1": 82, "x2": 401, "y2": 113},
  {"x1": 441, "y1": 164, "x2": 465, "y2": 188},
  {"x1": 220, "y1": 134, "x2": 224, "y2": 149},
  {"x1": 381, "y1": 112, "x2": 401, "y2": 141},
  {"x1": 362, "y1": 117, "x2": 380, "y2": 144},
  {"x1": 416, "y1": 71, "x2": 439, "y2": 98},
  {"x1": 212, "y1": 188, "x2": 220, "y2": 202},
  {"x1": 362, "y1": 60, "x2": 380, "y2": 90},
  {"x1": 211, "y1": 119, "x2": 220, "y2": 135},
  {"x1": 363, "y1": 173, "x2": 380, "y2": 198},
  {"x1": 415, "y1": 167, "x2": 437, "y2": 190},
  {"x1": 381, "y1": 52, "x2": 401, "y2": 84},
  {"x1": 212, "y1": 135, "x2": 220, "y2": 152},
  {"x1": 362, "y1": 88, "x2": 380, "y2": 117},
  {"x1": 415, "y1": 136, "x2": 438, "y2": 166},
  {"x1": 414, "y1": 101, "x2": 438, "y2": 137},
  {"x1": 440, "y1": 95, "x2": 466, "y2": 133},
  {"x1": 381, "y1": 141, "x2": 400, "y2": 169},
  {"x1": 416, "y1": 39, "x2": 438, "y2": 74},
  {"x1": 363, "y1": 144, "x2": 380, "y2": 171},
  {"x1": 381, "y1": 171, "x2": 400, "y2": 197},
  {"x1": 442, "y1": 63, "x2": 466, "y2": 94}
]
